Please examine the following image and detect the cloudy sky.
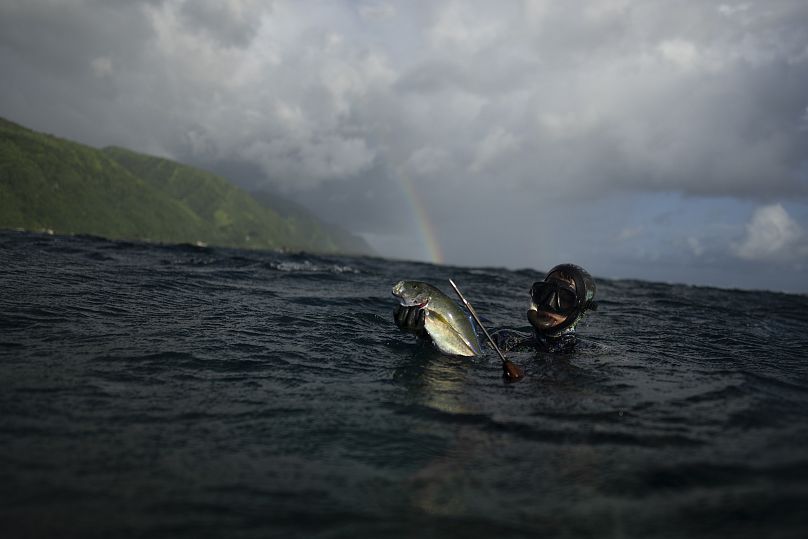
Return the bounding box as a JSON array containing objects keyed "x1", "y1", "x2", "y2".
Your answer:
[{"x1": 2, "y1": 1, "x2": 808, "y2": 292}]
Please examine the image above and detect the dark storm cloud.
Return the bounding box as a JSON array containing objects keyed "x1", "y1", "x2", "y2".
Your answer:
[
  {"x1": 0, "y1": 0, "x2": 155, "y2": 76},
  {"x1": 178, "y1": 0, "x2": 274, "y2": 48},
  {"x1": 0, "y1": 0, "x2": 170, "y2": 150},
  {"x1": 4, "y1": 0, "x2": 805, "y2": 197}
]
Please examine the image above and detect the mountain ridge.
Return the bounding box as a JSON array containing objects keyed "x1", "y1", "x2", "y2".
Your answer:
[{"x1": 0, "y1": 117, "x2": 373, "y2": 256}]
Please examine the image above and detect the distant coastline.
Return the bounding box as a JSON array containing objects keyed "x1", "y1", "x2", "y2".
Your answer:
[{"x1": 0, "y1": 116, "x2": 374, "y2": 256}]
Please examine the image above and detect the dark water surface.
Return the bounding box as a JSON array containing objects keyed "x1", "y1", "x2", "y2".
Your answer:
[{"x1": 2, "y1": 230, "x2": 808, "y2": 538}]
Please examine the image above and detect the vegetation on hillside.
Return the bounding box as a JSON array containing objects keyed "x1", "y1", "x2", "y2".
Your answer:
[{"x1": 0, "y1": 117, "x2": 373, "y2": 255}]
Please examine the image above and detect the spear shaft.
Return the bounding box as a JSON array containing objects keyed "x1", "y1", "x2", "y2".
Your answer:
[{"x1": 449, "y1": 279, "x2": 524, "y2": 381}]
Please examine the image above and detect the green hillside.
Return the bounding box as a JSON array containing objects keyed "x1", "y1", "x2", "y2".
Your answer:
[{"x1": 0, "y1": 117, "x2": 373, "y2": 255}]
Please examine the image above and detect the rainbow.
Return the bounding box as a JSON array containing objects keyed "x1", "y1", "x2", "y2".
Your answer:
[{"x1": 398, "y1": 174, "x2": 444, "y2": 265}]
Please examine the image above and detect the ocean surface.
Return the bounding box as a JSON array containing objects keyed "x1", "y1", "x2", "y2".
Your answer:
[{"x1": 2, "y1": 230, "x2": 807, "y2": 539}]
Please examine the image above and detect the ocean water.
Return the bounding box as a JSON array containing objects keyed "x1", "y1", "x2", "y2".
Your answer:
[{"x1": 1, "y1": 230, "x2": 807, "y2": 538}]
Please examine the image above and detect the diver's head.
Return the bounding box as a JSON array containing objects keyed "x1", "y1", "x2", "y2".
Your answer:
[{"x1": 527, "y1": 263, "x2": 597, "y2": 338}]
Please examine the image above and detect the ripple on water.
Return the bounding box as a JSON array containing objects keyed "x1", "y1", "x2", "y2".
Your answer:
[{"x1": 2, "y1": 230, "x2": 808, "y2": 538}]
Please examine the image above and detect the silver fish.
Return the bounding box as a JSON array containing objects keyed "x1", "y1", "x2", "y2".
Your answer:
[{"x1": 392, "y1": 280, "x2": 481, "y2": 357}]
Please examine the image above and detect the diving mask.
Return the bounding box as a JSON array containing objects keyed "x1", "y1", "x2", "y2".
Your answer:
[{"x1": 530, "y1": 279, "x2": 578, "y2": 316}]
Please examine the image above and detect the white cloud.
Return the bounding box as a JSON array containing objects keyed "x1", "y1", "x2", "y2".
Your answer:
[
  {"x1": 733, "y1": 204, "x2": 804, "y2": 261},
  {"x1": 90, "y1": 56, "x2": 112, "y2": 78},
  {"x1": 687, "y1": 236, "x2": 705, "y2": 256},
  {"x1": 658, "y1": 39, "x2": 699, "y2": 70},
  {"x1": 428, "y1": 1, "x2": 504, "y2": 54},
  {"x1": 241, "y1": 134, "x2": 375, "y2": 187},
  {"x1": 718, "y1": 3, "x2": 752, "y2": 17}
]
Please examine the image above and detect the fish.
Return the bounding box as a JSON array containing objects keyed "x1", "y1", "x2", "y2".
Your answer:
[{"x1": 392, "y1": 280, "x2": 482, "y2": 357}]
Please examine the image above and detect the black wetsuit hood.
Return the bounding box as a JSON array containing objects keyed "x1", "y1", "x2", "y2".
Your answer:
[{"x1": 528, "y1": 263, "x2": 597, "y2": 338}]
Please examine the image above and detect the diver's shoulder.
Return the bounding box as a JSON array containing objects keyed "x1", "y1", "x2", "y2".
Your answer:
[{"x1": 490, "y1": 328, "x2": 534, "y2": 353}]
